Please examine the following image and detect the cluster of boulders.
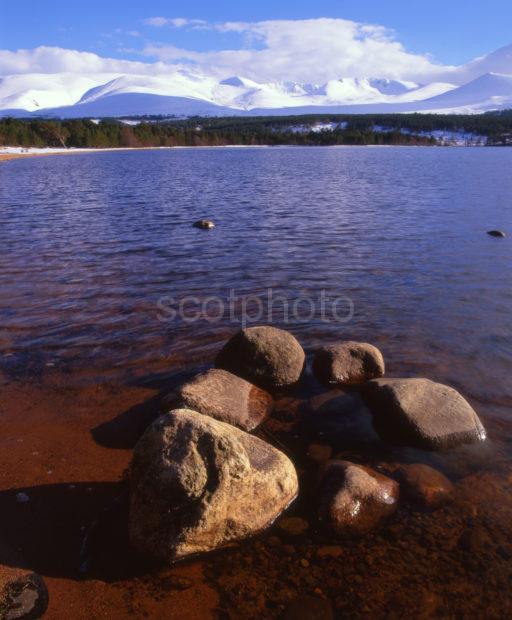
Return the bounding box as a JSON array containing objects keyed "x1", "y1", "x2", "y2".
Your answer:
[{"x1": 128, "y1": 326, "x2": 486, "y2": 563}]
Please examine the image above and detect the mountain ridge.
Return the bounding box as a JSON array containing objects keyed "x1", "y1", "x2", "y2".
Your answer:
[{"x1": 1, "y1": 43, "x2": 512, "y2": 117}]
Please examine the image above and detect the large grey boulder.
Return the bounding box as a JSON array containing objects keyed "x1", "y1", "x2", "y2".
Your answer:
[
  {"x1": 364, "y1": 378, "x2": 486, "y2": 450},
  {"x1": 318, "y1": 460, "x2": 399, "y2": 535},
  {"x1": 313, "y1": 341, "x2": 385, "y2": 387},
  {"x1": 174, "y1": 368, "x2": 273, "y2": 431},
  {"x1": 129, "y1": 409, "x2": 298, "y2": 563},
  {"x1": 215, "y1": 326, "x2": 305, "y2": 391}
]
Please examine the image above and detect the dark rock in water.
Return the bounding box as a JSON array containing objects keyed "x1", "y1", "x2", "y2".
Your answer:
[
  {"x1": 193, "y1": 219, "x2": 215, "y2": 229},
  {"x1": 398, "y1": 463, "x2": 454, "y2": 510},
  {"x1": 283, "y1": 595, "x2": 334, "y2": 620},
  {"x1": 174, "y1": 368, "x2": 273, "y2": 431},
  {"x1": 486, "y1": 230, "x2": 506, "y2": 237},
  {"x1": 215, "y1": 326, "x2": 305, "y2": 391},
  {"x1": 318, "y1": 460, "x2": 399, "y2": 535},
  {"x1": 312, "y1": 341, "x2": 385, "y2": 387},
  {"x1": 1, "y1": 573, "x2": 49, "y2": 620},
  {"x1": 363, "y1": 378, "x2": 486, "y2": 451},
  {"x1": 129, "y1": 408, "x2": 298, "y2": 563}
]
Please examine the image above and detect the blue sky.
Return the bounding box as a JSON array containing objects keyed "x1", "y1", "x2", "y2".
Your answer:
[{"x1": 1, "y1": 0, "x2": 511, "y2": 66}]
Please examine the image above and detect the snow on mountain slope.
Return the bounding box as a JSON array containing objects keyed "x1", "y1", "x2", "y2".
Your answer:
[
  {"x1": 0, "y1": 73, "x2": 115, "y2": 111},
  {"x1": 420, "y1": 72, "x2": 512, "y2": 113},
  {"x1": 0, "y1": 61, "x2": 510, "y2": 117},
  {"x1": 43, "y1": 93, "x2": 235, "y2": 118}
]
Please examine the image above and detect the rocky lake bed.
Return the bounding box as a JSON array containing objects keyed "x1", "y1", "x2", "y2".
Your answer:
[{"x1": 2, "y1": 325, "x2": 510, "y2": 620}]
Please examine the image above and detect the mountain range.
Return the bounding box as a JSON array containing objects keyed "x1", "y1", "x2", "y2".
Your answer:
[{"x1": 1, "y1": 44, "x2": 512, "y2": 118}]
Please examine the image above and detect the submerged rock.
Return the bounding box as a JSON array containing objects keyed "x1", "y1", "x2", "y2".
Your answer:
[
  {"x1": 0, "y1": 572, "x2": 49, "y2": 620},
  {"x1": 486, "y1": 230, "x2": 506, "y2": 237},
  {"x1": 193, "y1": 219, "x2": 215, "y2": 229},
  {"x1": 175, "y1": 368, "x2": 273, "y2": 431},
  {"x1": 312, "y1": 341, "x2": 385, "y2": 387},
  {"x1": 363, "y1": 378, "x2": 486, "y2": 451},
  {"x1": 318, "y1": 460, "x2": 399, "y2": 535},
  {"x1": 398, "y1": 463, "x2": 454, "y2": 510},
  {"x1": 129, "y1": 409, "x2": 298, "y2": 563},
  {"x1": 215, "y1": 326, "x2": 305, "y2": 391}
]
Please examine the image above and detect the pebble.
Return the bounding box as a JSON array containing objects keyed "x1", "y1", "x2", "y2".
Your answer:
[
  {"x1": 316, "y1": 545, "x2": 343, "y2": 559},
  {"x1": 16, "y1": 492, "x2": 30, "y2": 504}
]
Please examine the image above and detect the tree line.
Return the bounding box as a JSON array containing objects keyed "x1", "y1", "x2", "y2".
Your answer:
[{"x1": 1, "y1": 111, "x2": 512, "y2": 149}]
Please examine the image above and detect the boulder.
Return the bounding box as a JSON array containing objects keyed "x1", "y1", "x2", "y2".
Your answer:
[
  {"x1": 193, "y1": 220, "x2": 215, "y2": 229},
  {"x1": 174, "y1": 368, "x2": 273, "y2": 432},
  {"x1": 318, "y1": 460, "x2": 399, "y2": 535},
  {"x1": 486, "y1": 230, "x2": 506, "y2": 237},
  {"x1": 313, "y1": 341, "x2": 385, "y2": 386},
  {"x1": 363, "y1": 378, "x2": 486, "y2": 451},
  {"x1": 215, "y1": 326, "x2": 305, "y2": 391},
  {"x1": 398, "y1": 463, "x2": 454, "y2": 510},
  {"x1": 129, "y1": 409, "x2": 298, "y2": 563}
]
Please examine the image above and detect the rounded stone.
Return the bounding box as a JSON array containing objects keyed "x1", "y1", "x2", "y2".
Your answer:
[
  {"x1": 174, "y1": 368, "x2": 273, "y2": 431},
  {"x1": 398, "y1": 463, "x2": 454, "y2": 510},
  {"x1": 193, "y1": 220, "x2": 215, "y2": 229},
  {"x1": 312, "y1": 341, "x2": 385, "y2": 387},
  {"x1": 215, "y1": 326, "x2": 305, "y2": 391},
  {"x1": 363, "y1": 378, "x2": 486, "y2": 451},
  {"x1": 318, "y1": 460, "x2": 399, "y2": 535}
]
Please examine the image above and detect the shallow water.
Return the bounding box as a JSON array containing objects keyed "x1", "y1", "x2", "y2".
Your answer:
[{"x1": 1, "y1": 146, "x2": 512, "y2": 618}]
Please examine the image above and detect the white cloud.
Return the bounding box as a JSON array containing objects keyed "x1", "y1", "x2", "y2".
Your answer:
[
  {"x1": 0, "y1": 46, "x2": 171, "y2": 76},
  {"x1": 0, "y1": 19, "x2": 464, "y2": 84},
  {"x1": 141, "y1": 18, "x2": 453, "y2": 83},
  {"x1": 144, "y1": 16, "x2": 208, "y2": 29}
]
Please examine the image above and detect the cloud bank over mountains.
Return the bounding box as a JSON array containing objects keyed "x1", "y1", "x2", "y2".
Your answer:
[
  {"x1": 1, "y1": 18, "x2": 512, "y2": 116},
  {"x1": 0, "y1": 17, "x2": 456, "y2": 83}
]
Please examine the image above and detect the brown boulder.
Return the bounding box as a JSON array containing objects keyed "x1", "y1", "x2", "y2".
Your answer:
[
  {"x1": 129, "y1": 409, "x2": 298, "y2": 563},
  {"x1": 398, "y1": 463, "x2": 454, "y2": 510},
  {"x1": 318, "y1": 460, "x2": 399, "y2": 535},
  {"x1": 215, "y1": 326, "x2": 305, "y2": 391},
  {"x1": 364, "y1": 378, "x2": 486, "y2": 450},
  {"x1": 174, "y1": 368, "x2": 273, "y2": 431},
  {"x1": 312, "y1": 341, "x2": 384, "y2": 387}
]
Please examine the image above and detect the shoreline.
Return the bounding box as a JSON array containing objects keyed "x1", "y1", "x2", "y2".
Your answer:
[{"x1": 0, "y1": 143, "x2": 496, "y2": 163}]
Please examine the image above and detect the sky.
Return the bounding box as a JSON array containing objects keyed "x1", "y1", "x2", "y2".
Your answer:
[{"x1": 1, "y1": 0, "x2": 511, "y2": 82}]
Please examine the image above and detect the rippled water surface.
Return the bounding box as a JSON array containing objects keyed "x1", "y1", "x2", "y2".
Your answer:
[{"x1": 1, "y1": 147, "x2": 511, "y2": 400}]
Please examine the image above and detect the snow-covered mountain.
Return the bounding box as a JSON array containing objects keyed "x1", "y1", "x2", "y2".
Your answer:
[{"x1": 1, "y1": 44, "x2": 512, "y2": 117}]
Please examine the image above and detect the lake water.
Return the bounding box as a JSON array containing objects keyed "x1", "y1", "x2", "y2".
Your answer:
[{"x1": 1, "y1": 146, "x2": 512, "y2": 618}]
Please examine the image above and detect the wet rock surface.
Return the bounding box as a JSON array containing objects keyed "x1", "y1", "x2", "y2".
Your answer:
[
  {"x1": 0, "y1": 573, "x2": 48, "y2": 620},
  {"x1": 364, "y1": 378, "x2": 486, "y2": 450},
  {"x1": 173, "y1": 368, "x2": 273, "y2": 432},
  {"x1": 129, "y1": 409, "x2": 298, "y2": 563},
  {"x1": 313, "y1": 342, "x2": 385, "y2": 387},
  {"x1": 215, "y1": 326, "x2": 305, "y2": 391},
  {"x1": 398, "y1": 463, "x2": 454, "y2": 510},
  {"x1": 318, "y1": 461, "x2": 399, "y2": 535}
]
